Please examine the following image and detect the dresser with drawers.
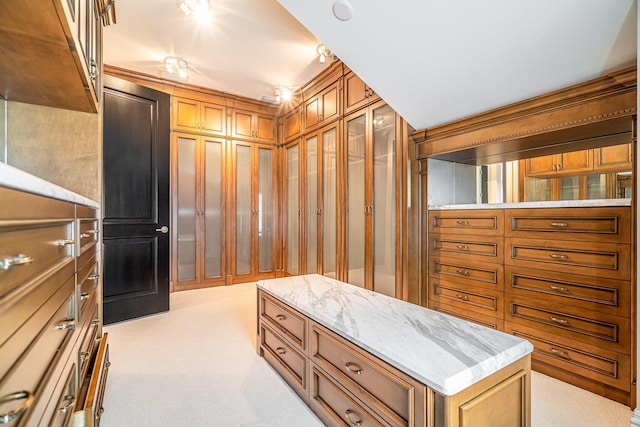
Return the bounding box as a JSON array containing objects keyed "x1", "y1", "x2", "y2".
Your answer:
[
  {"x1": 427, "y1": 202, "x2": 633, "y2": 406},
  {"x1": 0, "y1": 165, "x2": 109, "y2": 426}
]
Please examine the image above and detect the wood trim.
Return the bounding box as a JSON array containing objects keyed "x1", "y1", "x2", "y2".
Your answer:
[{"x1": 301, "y1": 61, "x2": 343, "y2": 102}]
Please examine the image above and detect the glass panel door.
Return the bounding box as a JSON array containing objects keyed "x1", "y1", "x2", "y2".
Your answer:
[
  {"x1": 306, "y1": 135, "x2": 318, "y2": 274},
  {"x1": 204, "y1": 139, "x2": 223, "y2": 279},
  {"x1": 523, "y1": 176, "x2": 551, "y2": 201},
  {"x1": 235, "y1": 144, "x2": 251, "y2": 275},
  {"x1": 322, "y1": 128, "x2": 337, "y2": 278},
  {"x1": 346, "y1": 114, "x2": 366, "y2": 288},
  {"x1": 586, "y1": 174, "x2": 607, "y2": 199},
  {"x1": 176, "y1": 136, "x2": 197, "y2": 282},
  {"x1": 560, "y1": 176, "x2": 580, "y2": 200},
  {"x1": 286, "y1": 144, "x2": 299, "y2": 275},
  {"x1": 258, "y1": 148, "x2": 273, "y2": 272},
  {"x1": 372, "y1": 105, "x2": 395, "y2": 297}
]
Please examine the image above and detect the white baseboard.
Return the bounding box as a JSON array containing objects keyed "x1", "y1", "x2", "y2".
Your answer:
[{"x1": 631, "y1": 409, "x2": 640, "y2": 427}]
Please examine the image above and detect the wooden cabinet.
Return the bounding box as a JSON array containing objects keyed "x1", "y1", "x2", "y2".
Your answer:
[
  {"x1": 524, "y1": 150, "x2": 592, "y2": 177},
  {"x1": 595, "y1": 143, "x2": 633, "y2": 171},
  {"x1": 304, "y1": 80, "x2": 341, "y2": 132},
  {"x1": 344, "y1": 71, "x2": 380, "y2": 114},
  {"x1": 230, "y1": 107, "x2": 276, "y2": 143},
  {"x1": 283, "y1": 139, "x2": 301, "y2": 276},
  {"x1": 283, "y1": 105, "x2": 303, "y2": 142},
  {"x1": 171, "y1": 133, "x2": 227, "y2": 291},
  {"x1": 172, "y1": 96, "x2": 226, "y2": 136}
]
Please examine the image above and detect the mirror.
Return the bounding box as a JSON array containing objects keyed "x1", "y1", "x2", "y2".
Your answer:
[
  {"x1": 428, "y1": 143, "x2": 633, "y2": 206},
  {"x1": 0, "y1": 96, "x2": 5, "y2": 163}
]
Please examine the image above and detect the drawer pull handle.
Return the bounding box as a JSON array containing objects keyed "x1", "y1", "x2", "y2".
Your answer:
[
  {"x1": 344, "y1": 409, "x2": 362, "y2": 426},
  {"x1": 549, "y1": 316, "x2": 569, "y2": 326},
  {"x1": 456, "y1": 294, "x2": 470, "y2": 302},
  {"x1": 275, "y1": 347, "x2": 286, "y2": 355},
  {"x1": 275, "y1": 314, "x2": 286, "y2": 321},
  {"x1": 56, "y1": 239, "x2": 76, "y2": 247},
  {"x1": 549, "y1": 254, "x2": 568, "y2": 260},
  {"x1": 456, "y1": 220, "x2": 470, "y2": 225},
  {"x1": 58, "y1": 395, "x2": 75, "y2": 414},
  {"x1": 80, "y1": 292, "x2": 90, "y2": 300},
  {"x1": 549, "y1": 285, "x2": 569, "y2": 293},
  {"x1": 55, "y1": 320, "x2": 75, "y2": 331},
  {"x1": 0, "y1": 391, "x2": 34, "y2": 424},
  {"x1": 456, "y1": 245, "x2": 470, "y2": 251},
  {"x1": 80, "y1": 233, "x2": 91, "y2": 239},
  {"x1": 550, "y1": 222, "x2": 568, "y2": 228},
  {"x1": 89, "y1": 274, "x2": 100, "y2": 282},
  {"x1": 87, "y1": 229, "x2": 100, "y2": 235},
  {"x1": 345, "y1": 362, "x2": 363, "y2": 375},
  {"x1": 0, "y1": 254, "x2": 34, "y2": 270},
  {"x1": 456, "y1": 269, "x2": 470, "y2": 276},
  {"x1": 550, "y1": 347, "x2": 571, "y2": 359}
]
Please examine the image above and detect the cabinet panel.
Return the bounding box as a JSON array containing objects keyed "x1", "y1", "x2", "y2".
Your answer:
[
  {"x1": 284, "y1": 141, "x2": 300, "y2": 275},
  {"x1": 429, "y1": 256, "x2": 504, "y2": 291},
  {"x1": 559, "y1": 150, "x2": 592, "y2": 173},
  {"x1": 201, "y1": 102, "x2": 225, "y2": 135},
  {"x1": 173, "y1": 97, "x2": 225, "y2": 136},
  {"x1": 428, "y1": 301, "x2": 504, "y2": 330},
  {"x1": 232, "y1": 110, "x2": 254, "y2": 140},
  {"x1": 283, "y1": 106, "x2": 302, "y2": 141},
  {"x1": 260, "y1": 323, "x2": 306, "y2": 389},
  {"x1": 304, "y1": 80, "x2": 341, "y2": 132},
  {"x1": 428, "y1": 209, "x2": 504, "y2": 236},
  {"x1": 260, "y1": 290, "x2": 306, "y2": 350},
  {"x1": 344, "y1": 72, "x2": 380, "y2": 114},
  {"x1": 429, "y1": 234, "x2": 503, "y2": 263},
  {"x1": 430, "y1": 280, "x2": 503, "y2": 319},
  {"x1": 595, "y1": 143, "x2": 632, "y2": 172},
  {"x1": 230, "y1": 109, "x2": 276, "y2": 143}
]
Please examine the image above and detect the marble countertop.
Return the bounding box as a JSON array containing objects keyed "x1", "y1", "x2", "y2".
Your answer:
[
  {"x1": 430, "y1": 199, "x2": 631, "y2": 210},
  {"x1": 0, "y1": 162, "x2": 98, "y2": 207},
  {"x1": 257, "y1": 274, "x2": 533, "y2": 396}
]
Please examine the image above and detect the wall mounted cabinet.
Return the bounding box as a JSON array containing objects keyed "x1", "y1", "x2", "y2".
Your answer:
[
  {"x1": 343, "y1": 71, "x2": 380, "y2": 115},
  {"x1": 283, "y1": 105, "x2": 303, "y2": 142},
  {"x1": 230, "y1": 108, "x2": 276, "y2": 144},
  {"x1": 172, "y1": 97, "x2": 226, "y2": 136},
  {"x1": 303, "y1": 80, "x2": 341, "y2": 132}
]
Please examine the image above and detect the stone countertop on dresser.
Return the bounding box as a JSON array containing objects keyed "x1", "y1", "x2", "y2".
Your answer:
[
  {"x1": 257, "y1": 274, "x2": 533, "y2": 396},
  {"x1": 429, "y1": 199, "x2": 631, "y2": 210},
  {"x1": 0, "y1": 162, "x2": 98, "y2": 207}
]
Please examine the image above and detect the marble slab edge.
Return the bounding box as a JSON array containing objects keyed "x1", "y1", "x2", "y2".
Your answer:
[{"x1": 0, "y1": 163, "x2": 98, "y2": 207}]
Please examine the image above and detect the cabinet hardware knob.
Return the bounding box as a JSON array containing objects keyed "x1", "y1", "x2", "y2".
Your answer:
[
  {"x1": 55, "y1": 320, "x2": 75, "y2": 331},
  {"x1": 549, "y1": 316, "x2": 569, "y2": 326},
  {"x1": 549, "y1": 285, "x2": 569, "y2": 293},
  {"x1": 456, "y1": 245, "x2": 470, "y2": 251},
  {"x1": 549, "y1": 254, "x2": 568, "y2": 260},
  {"x1": 0, "y1": 391, "x2": 34, "y2": 424},
  {"x1": 58, "y1": 394, "x2": 76, "y2": 414},
  {"x1": 275, "y1": 314, "x2": 286, "y2": 321},
  {"x1": 56, "y1": 239, "x2": 76, "y2": 247},
  {"x1": 81, "y1": 233, "x2": 91, "y2": 239},
  {"x1": 0, "y1": 254, "x2": 34, "y2": 270},
  {"x1": 456, "y1": 294, "x2": 470, "y2": 302},
  {"x1": 549, "y1": 222, "x2": 568, "y2": 228},
  {"x1": 80, "y1": 292, "x2": 90, "y2": 301},
  {"x1": 550, "y1": 347, "x2": 571, "y2": 359},
  {"x1": 87, "y1": 229, "x2": 100, "y2": 235},
  {"x1": 275, "y1": 347, "x2": 286, "y2": 355},
  {"x1": 89, "y1": 274, "x2": 100, "y2": 282},
  {"x1": 345, "y1": 362, "x2": 362, "y2": 375},
  {"x1": 456, "y1": 269, "x2": 470, "y2": 276},
  {"x1": 456, "y1": 220, "x2": 470, "y2": 225},
  {"x1": 344, "y1": 409, "x2": 362, "y2": 426}
]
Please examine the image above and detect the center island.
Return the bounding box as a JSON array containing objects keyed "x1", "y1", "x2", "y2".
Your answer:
[{"x1": 257, "y1": 274, "x2": 533, "y2": 427}]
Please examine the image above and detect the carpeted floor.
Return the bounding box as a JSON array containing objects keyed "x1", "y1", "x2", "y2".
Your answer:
[{"x1": 101, "y1": 282, "x2": 632, "y2": 427}]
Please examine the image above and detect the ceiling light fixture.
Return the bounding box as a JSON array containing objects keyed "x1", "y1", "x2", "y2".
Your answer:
[
  {"x1": 177, "y1": 0, "x2": 209, "y2": 16},
  {"x1": 316, "y1": 43, "x2": 332, "y2": 64},
  {"x1": 164, "y1": 56, "x2": 189, "y2": 79}
]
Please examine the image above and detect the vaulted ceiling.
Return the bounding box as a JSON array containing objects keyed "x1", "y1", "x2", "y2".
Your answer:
[{"x1": 104, "y1": 1, "x2": 637, "y2": 130}]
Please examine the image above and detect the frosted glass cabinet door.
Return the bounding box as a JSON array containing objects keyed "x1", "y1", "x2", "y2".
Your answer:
[
  {"x1": 346, "y1": 113, "x2": 366, "y2": 288},
  {"x1": 322, "y1": 126, "x2": 337, "y2": 279},
  {"x1": 235, "y1": 144, "x2": 252, "y2": 275},
  {"x1": 285, "y1": 143, "x2": 299, "y2": 275},
  {"x1": 258, "y1": 148, "x2": 273, "y2": 272},
  {"x1": 177, "y1": 136, "x2": 197, "y2": 282},
  {"x1": 204, "y1": 139, "x2": 223, "y2": 279},
  {"x1": 306, "y1": 135, "x2": 318, "y2": 274}
]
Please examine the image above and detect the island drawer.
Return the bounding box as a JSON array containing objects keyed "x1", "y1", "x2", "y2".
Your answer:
[
  {"x1": 260, "y1": 322, "x2": 307, "y2": 396},
  {"x1": 311, "y1": 365, "x2": 388, "y2": 427},
  {"x1": 259, "y1": 291, "x2": 306, "y2": 351},
  {"x1": 310, "y1": 322, "x2": 424, "y2": 426},
  {"x1": 505, "y1": 266, "x2": 631, "y2": 317},
  {"x1": 505, "y1": 207, "x2": 631, "y2": 243},
  {"x1": 428, "y1": 209, "x2": 504, "y2": 236},
  {"x1": 429, "y1": 256, "x2": 504, "y2": 291},
  {"x1": 81, "y1": 333, "x2": 110, "y2": 427},
  {"x1": 505, "y1": 296, "x2": 630, "y2": 354},
  {"x1": 428, "y1": 300, "x2": 504, "y2": 331},
  {"x1": 505, "y1": 238, "x2": 631, "y2": 281},
  {"x1": 428, "y1": 233, "x2": 503, "y2": 263},
  {"x1": 429, "y1": 280, "x2": 503, "y2": 319},
  {"x1": 506, "y1": 322, "x2": 630, "y2": 392}
]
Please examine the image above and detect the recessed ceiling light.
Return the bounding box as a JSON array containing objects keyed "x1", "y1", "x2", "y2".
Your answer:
[{"x1": 332, "y1": 0, "x2": 353, "y2": 22}]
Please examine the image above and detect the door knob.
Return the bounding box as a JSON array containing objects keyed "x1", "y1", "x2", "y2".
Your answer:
[{"x1": 156, "y1": 226, "x2": 169, "y2": 234}]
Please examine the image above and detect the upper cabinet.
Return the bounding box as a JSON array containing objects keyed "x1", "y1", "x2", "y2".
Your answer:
[
  {"x1": 282, "y1": 105, "x2": 302, "y2": 142},
  {"x1": 0, "y1": 0, "x2": 110, "y2": 113},
  {"x1": 524, "y1": 144, "x2": 632, "y2": 178},
  {"x1": 344, "y1": 71, "x2": 380, "y2": 115},
  {"x1": 595, "y1": 143, "x2": 633, "y2": 172},
  {"x1": 303, "y1": 80, "x2": 341, "y2": 132},
  {"x1": 230, "y1": 107, "x2": 276, "y2": 144},
  {"x1": 172, "y1": 96, "x2": 226, "y2": 136}
]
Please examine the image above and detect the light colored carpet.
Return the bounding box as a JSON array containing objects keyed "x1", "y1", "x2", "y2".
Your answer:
[{"x1": 101, "y1": 282, "x2": 632, "y2": 427}]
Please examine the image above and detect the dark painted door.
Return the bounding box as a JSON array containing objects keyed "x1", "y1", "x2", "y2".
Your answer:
[{"x1": 102, "y1": 75, "x2": 170, "y2": 324}]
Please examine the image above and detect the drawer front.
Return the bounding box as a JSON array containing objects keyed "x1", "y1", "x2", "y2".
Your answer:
[
  {"x1": 429, "y1": 280, "x2": 503, "y2": 318},
  {"x1": 506, "y1": 207, "x2": 631, "y2": 243},
  {"x1": 311, "y1": 323, "x2": 414, "y2": 425},
  {"x1": 78, "y1": 218, "x2": 99, "y2": 254},
  {"x1": 506, "y1": 322, "x2": 631, "y2": 392},
  {"x1": 44, "y1": 363, "x2": 77, "y2": 427},
  {"x1": 505, "y1": 266, "x2": 631, "y2": 317},
  {"x1": 83, "y1": 334, "x2": 110, "y2": 427},
  {"x1": 0, "y1": 221, "x2": 75, "y2": 298},
  {"x1": 429, "y1": 209, "x2": 504, "y2": 236},
  {"x1": 311, "y1": 366, "x2": 386, "y2": 427},
  {"x1": 505, "y1": 296, "x2": 630, "y2": 354},
  {"x1": 77, "y1": 242, "x2": 97, "y2": 273},
  {"x1": 430, "y1": 257, "x2": 504, "y2": 290},
  {"x1": 260, "y1": 323, "x2": 306, "y2": 389},
  {"x1": 506, "y1": 238, "x2": 630, "y2": 280},
  {"x1": 259, "y1": 291, "x2": 306, "y2": 350},
  {"x1": 429, "y1": 234, "x2": 503, "y2": 263},
  {"x1": 78, "y1": 257, "x2": 99, "y2": 313},
  {"x1": 0, "y1": 187, "x2": 74, "y2": 221},
  {"x1": 428, "y1": 301, "x2": 503, "y2": 331},
  {"x1": 78, "y1": 302, "x2": 99, "y2": 378}
]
